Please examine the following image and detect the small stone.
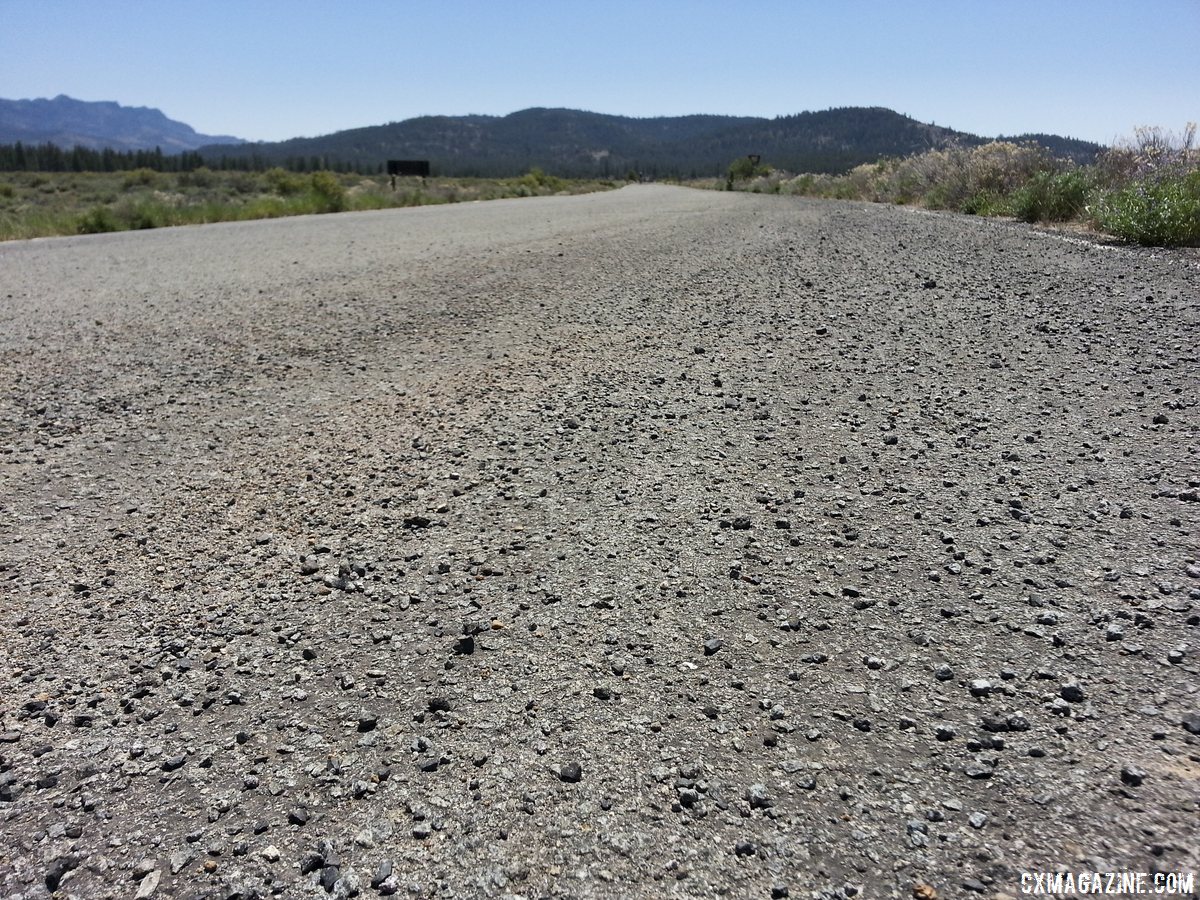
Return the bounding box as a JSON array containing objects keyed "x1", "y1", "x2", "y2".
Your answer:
[
  {"x1": 703, "y1": 638, "x2": 723, "y2": 656},
  {"x1": 320, "y1": 865, "x2": 340, "y2": 892},
  {"x1": 45, "y1": 855, "x2": 80, "y2": 892},
  {"x1": 1120, "y1": 766, "x2": 1146, "y2": 787},
  {"x1": 453, "y1": 635, "x2": 476, "y2": 655},
  {"x1": 968, "y1": 679, "x2": 992, "y2": 697},
  {"x1": 357, "y1": 713, "x2": 378, "y2": 732},
  {"x1": 332, "y1": 873, "x2": 362, "y2": 898},
  {"x1": 746, "y1": 783, "x2": 772, "y2": 809},
  {"x1": 979, "y1": 715, "x2": 1009, "y2": 733},
  {"x1": 161, "y1": 754, "x2": 186, "y2": 772},
  {"x1": 1182, "y1": 712, "x2": 1200, "y2": 735},
  {"x1": 260, "y1": 845, "x2": 281, "y2": 862},
  {"x1": 288, "y1": 808, "x2": 310, "y2": 826},
  {"x1": 417, "y1": 756, "x2": 440, "y2": 773},
  {"x1": 132, "y1": 858, "x2": 157, "y2": 879},
  {"x1": 559, "y1": 762, "x2": 583, "y2": 783},
  {"x1": 1060, "y1": 681, "x2": 1086, "y2": 703},
  {"x1": 968, "y1": 812, "x2": 987, "y2": 829},
  {"x1": 134, "y1": 870, "x2": 161, "y2": 899},
  {"x1": 371, "y1": 860, "x2": 394, "y2": 888},
  {"x1": 772, "y1": 886, "x2": 790, "y2": 899},
  {"x1": 906, "y1": 820, "x2": 928, "y2": 847},
  {"x1": 734, "y1": 840, "x2": 756, "y2": 856}
]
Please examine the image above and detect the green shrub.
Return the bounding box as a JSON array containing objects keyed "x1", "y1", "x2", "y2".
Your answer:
[
  {"x1": 122, "y1": 168, "x2": 159, "y2": 190},
  {"x1": 77, "y1": 206, "x2": 119, "y2": 234},
  {"x1": 120, "y1": 201, "x2": 164, "y2": 230},
  {"x1": 782, "y1": 174, "x2": 816, "y2": 196},
  {"x1": 240, "y1": 196, "x2": 292, "y2": 219},
  {"x1": 228, "y1": 172, "x2": 260, "y2": 195},
  {"x1": 517, "y1": 168, "x2": 567, "y2": 192},
  {"x1": 961, "y1": 191, "x2": 1007, "y2": 216},
  {"x1": 728, "y1": 156, "x2": 769, "y2": 181},
  {"x1": 1011, "y1": 170, "x2": 1091, "y2": 222},
  {"x1": 309, "y1": 171, "x2": 347, "y2": 212},
  {"x1": 177, "y1": 167, "x2": 215, "y2": 188},
  {"x1": 1091, "y1": 175, "x2": 1200, "y2": 246},
  {"x1": 265, "y1": 167, "x2": 306, "y2": 196},
  {"x1": 0, "y1": 182, "x2": 14, "y2": 199}
]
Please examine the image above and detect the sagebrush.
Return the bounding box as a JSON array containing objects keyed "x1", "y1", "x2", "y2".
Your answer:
[{"x1": 714, "y1": 124, "x2": 1200, "y2": 247}]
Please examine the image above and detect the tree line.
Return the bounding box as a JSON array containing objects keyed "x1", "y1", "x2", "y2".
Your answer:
[{"x1": 0, "y1": 142, "x2": 382, "y2": 174}]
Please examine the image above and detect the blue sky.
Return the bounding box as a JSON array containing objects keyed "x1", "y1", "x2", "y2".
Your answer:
[{"x1": 2, "y1": 0, "x2": 1196, "y2": 146}]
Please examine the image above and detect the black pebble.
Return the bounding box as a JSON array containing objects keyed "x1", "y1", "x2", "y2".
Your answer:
[{"x1": 44, "y1": 855, "x2": 79, "y2": 891}]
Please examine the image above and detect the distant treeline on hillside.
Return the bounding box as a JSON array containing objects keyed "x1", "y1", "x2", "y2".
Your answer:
[
  {"x1": 0, "y1": 142, "x2": 378, "y2": 174},
  {"x1": 194, "y1": 107, "x2": 1101, "y2": 178},
  {"x1": 0, "y1": 107, "x2": 1104, "y2": 178}
]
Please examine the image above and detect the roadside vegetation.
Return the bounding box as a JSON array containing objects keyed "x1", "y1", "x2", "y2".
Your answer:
[
  {"x1": 0, "y1": 167, "x2": 617, "y2": 241},
  {"x1": 713, "y1": 125, "x2": 1200, "y2": 247}
]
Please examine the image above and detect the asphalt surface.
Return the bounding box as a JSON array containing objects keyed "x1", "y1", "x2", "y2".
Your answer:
[{"x1": 1, "y1": 186, "x2": 1198, "y2": 899}]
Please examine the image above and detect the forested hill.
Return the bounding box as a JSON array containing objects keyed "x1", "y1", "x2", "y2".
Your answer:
[{"x1": 199, "y1": 106, "x2": 1103, "y2": 177}]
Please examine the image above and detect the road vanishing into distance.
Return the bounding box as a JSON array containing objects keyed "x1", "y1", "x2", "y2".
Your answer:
[{"x1": 2, "y1": 186, "x2": 1198, "y2": 899}]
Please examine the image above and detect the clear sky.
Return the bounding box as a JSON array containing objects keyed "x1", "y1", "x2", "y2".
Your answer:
[{"x1": 2, "y1": 0, "x2": 1196, "y2": 146}]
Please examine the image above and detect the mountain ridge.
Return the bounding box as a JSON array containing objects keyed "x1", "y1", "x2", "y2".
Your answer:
[
  {"x1": 0, "y1": 96, "x2": 1102, "y2": 177},
  {"x1": 0, "y1": 95, "x2": 244, "y2": 152},
  {"x1": 200, "y1": 106, "x2": 1103, "y2": 177}
]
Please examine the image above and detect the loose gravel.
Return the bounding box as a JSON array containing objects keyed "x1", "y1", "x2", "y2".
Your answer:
[{"x1": 1, "y1": 186, "x2": 1198, "y2": 899}]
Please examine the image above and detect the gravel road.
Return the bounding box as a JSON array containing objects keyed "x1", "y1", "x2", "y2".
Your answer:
[{"x1": 2, "y1": 186, "x2": 1198, "y2": 899}]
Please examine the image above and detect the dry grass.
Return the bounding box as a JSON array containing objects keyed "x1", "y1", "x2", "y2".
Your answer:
[
  {"x1": 0, "y1": 169, "x2": 618, "y2": 241},
  {"x1": 704, "y1": 128, "x2": 1200, "y2": 246}
]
